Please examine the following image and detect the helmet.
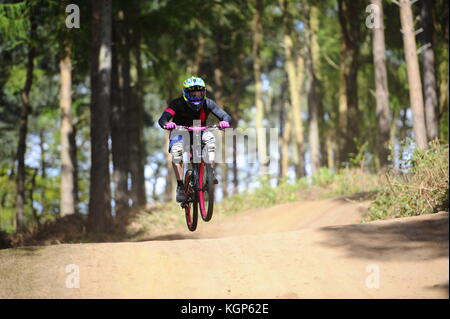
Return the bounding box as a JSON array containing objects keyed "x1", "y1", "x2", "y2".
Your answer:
[{"x1": 182, "y1": 76, "x2": 206, "y2": 111}]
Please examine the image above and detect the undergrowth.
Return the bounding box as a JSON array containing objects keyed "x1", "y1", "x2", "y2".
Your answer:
[{"x1": 366, "y1": 140, "x2": 449, "y2": 221}]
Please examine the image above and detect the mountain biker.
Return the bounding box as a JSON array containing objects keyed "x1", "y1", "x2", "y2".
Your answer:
[{"x1": 158, "y1": 76, "x2": 232, "y2": 203}]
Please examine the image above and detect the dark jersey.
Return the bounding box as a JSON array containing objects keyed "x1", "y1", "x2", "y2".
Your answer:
[{"x1": 158, "y1": 97, "x2": 232, "y2": 129}]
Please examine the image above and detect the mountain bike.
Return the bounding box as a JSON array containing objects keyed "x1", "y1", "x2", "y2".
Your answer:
[{"x1": 175, "y1": 125, "x2": 222, "y2": 231}]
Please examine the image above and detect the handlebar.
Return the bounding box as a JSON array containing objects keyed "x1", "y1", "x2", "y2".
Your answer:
[{"x1": 174, "y1": 125, "x2": 222, "y2": 131}]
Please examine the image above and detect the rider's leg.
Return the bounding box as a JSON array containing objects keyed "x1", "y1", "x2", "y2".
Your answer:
[
  {"x1": 171, "y1": 141, "x2": 187, "y2": 202},
  {"x1": 172, "y1": 162, "x2": 184, "y2": 181},
  {"x1": 202, "y1": 131, "x2": 218, "y2": 184},
  {"x1": 171, "y1": 140, "x2": 184, "y2": 179}
]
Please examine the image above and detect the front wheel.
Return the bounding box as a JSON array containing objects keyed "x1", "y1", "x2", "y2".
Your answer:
[
  {"x1": 198, "y1": 162, "x2": 215, "y2": 222},
  {"x1": 184, "y1": 169, "x2": 198, "y2": 231}
]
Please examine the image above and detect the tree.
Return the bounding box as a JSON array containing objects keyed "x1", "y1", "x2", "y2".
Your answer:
[
  {"x1": 306, "y1": 0, "x2": 321, "y2": 175},
  {"x1": 111, "y1": 13, "x2": 129, "y2": 216},
  {"x1": 252, "y1": 0, "x2": 268, "y2": 175},
  {"x1": 87, "y1": 0, "x2": 112, "y2": 233},
  {"x1": 371, "y1": 0, "x2": 391, "y2": 168},
  {"x1": 420, "y1": 0, "x2": 439, "y2": 141},
  {"x1": 59, "y1": 21, "x2": 76, "y2": 216},
  {"x1": 129, "y1": 3, "x2": 147, "y2": 207},
  {"x1": 111, "y1": 10, "x2": 130, "y2": 216},
  {"x1": 279, "y1": 96, "x2": 291, "y2": 179},
  {"x1": 399, "y1": 0, "x2": 428, "y2": 149},
  {"x1": 337, "y1": 0, "x2": 365, "y2": 163},
  {"x1": 279, "y1": 0, "x2": 305, "y2": 177},
  {"x1": 15, "y1": 4, "x2": 36, "y2": 232}
]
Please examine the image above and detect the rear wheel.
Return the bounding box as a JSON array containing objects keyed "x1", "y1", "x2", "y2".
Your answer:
[
  {"x1": 198, "y1": 162, "x2": 215, "y2": 222},
  {"x1": 184, "y1": 170, "x2": 198, "y2": 231}
]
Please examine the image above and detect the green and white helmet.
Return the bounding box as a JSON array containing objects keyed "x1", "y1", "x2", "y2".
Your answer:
[{"x1": 182, "y1": 76, "x2": 206, "y2": 111}]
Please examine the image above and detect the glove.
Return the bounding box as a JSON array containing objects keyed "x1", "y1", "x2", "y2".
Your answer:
[
  {"x1": 164, "y1": 122, "x2": 176, "y2": 130},
  {"x1": 219, "y1": 121, "x2": 230, "y2": 129}
]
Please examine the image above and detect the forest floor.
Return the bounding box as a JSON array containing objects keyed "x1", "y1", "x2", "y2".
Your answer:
[{"x1": 0, "y1": 196, "x2": 448, "y2": 298}]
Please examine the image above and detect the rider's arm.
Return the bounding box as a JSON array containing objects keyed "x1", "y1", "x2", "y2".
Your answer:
[
  {"x1": 206, "y1": 99, "x2": 232, "y2": 124},
  {"x1": 158, "y1": 106, "x2": 176, "y2": 129}
]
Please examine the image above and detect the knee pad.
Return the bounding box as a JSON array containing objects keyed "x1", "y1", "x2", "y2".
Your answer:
[
  {"x1": 170, "y1": 142, "x2": 184, "y2": 162},
  {"x1": 202, "y1": 132, "x2": 216, "y2": 163},
  {"x1": 203, "y1": 132, "x2": 216, "y2": 153}
]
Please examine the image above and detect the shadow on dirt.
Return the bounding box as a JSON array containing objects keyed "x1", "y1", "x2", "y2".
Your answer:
[
  {"x1": 135, "y1": 233, "x2": 199, "y2": 242},
  {"x1": 12, "y1": 246, "x2": 42, "y2": 257},
  {"x1": 425, "y1": 281, "x2": 449, "y2": 294},
  {"x1": 318, "y1": 212, "x2": 449, "y2": 261},
  {"x1": 331, "y1": 191, "x2": 378, "y2": 203}
]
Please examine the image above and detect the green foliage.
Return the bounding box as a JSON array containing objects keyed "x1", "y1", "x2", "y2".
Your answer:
[
  {"x1": 0, "y1": 2, "x2": 30, "y2": 49},
  {"x1": 367, "y1": 141, "x2": 449, "y2": 221},
  {"x1": 349, "y1": 140, "x2": 367, "y2": 167},
  {"x1": 0, "y1": 165, "x2": 16, "y2": 232},
  {"x1": 216, "y1": 176, "x2": 308, "y2": 216},
  {"x1": 216, "y1": 168, "x2": 381, "y2": 217},
  {"x1": 311, "y1": 167, "x2": 335, "y2": 187},
  {"x1": 311, "y1": 167, "x2": 382, "y2": 199}
]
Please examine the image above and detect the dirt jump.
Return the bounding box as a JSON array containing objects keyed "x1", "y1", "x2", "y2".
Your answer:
[{"x1": 0, "y1": 197, "x2": 448, "y2": 298}]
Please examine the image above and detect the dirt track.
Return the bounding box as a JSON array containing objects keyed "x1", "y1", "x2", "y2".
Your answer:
[{"x1": 0, "y1": 198, "x2": 448, "y2": 298}]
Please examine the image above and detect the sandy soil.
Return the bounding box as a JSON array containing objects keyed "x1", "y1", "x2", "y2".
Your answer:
[{"x1": 0, "y1": 198, "x2": 448, "y2": 298}]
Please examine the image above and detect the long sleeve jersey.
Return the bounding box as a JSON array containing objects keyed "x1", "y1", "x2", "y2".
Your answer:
[{"x1": 158, "y1": 97, "x2": 232, "y2": 129}]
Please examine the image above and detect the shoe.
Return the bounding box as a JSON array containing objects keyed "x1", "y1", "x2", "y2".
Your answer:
[{"x1": 176, "y1": 184, "x2": 187, "y2": 202}]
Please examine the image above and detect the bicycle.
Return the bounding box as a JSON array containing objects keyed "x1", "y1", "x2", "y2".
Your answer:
[{"x1": 173, "y1": 125, "x2": 223, "y2": 231}]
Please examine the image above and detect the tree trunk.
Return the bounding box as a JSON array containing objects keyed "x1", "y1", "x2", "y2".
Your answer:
[
  {"x1": 16, "y1": 13, "x2": 36, "y2": 232},
  {"x1": 117, "y1": 7, "x2": 133, "y2": 208},
  {"x1": 399, "y1": 0, "x2": 428, "y2": 149},
  {"x1": 390, "y1": 109, "x2": 399, "y2": 167},
  {"x1": 433, "y1": 0, "x2": 449, "y2": 140},
  {"x1": 230, "y1": 50, "x2": 244, "y2": 195},
  {"x1": 279, "y1": 0, "x2": 305, "y2": 178},
  {"x1": 59, "y1": 46, "x2": 76, "y2": 216},
  {"x1": 133, "y1": 30, "x2": 147, "y2": 207},
  {"x1": 213, "y1": 55, "x2": 229, "y2": 198},
  {"x1": 38, "y1": 130, "x2": 47, "y2": 217},
  {"x1": 87, "y1": 0, "x2": 112, "y2": 233},
  {"x1": 307, "y1": 1, "x2": 321, "y2": 175},
  {"x1": 111, "y1": 39, "x2": 129, "y2": 216},
  {"x1": 29, "y1": 168, "x2": 40, "y2": 226},
  {"x1": 126, "y1": 5, "x2": 147, "y2": 207},
  {"x1": 212, "y1": 31, "x2": 226, "y2": 188},
  {"x1": 420, "y1": 0, "x2": 439, "y2": 141},
  {"x1": 187, "y1": 34, "x2": 205, "y2": 76},
  {"x1": 337, "y1": 45, "x2": 348, "y2": 165},
  {"x1": 280, "y1": 99, "x2": 291, "y2": 180},
  {"x1": 230, "y1": 110, "x2": 240, "y2": 195},
  {"x1": 326, "y1": 133, "x2": 336, "y2": 171},
  {"x1": 69, "y1": 124, "x2": 79, "y2": 213},
  {"x1": 232, "y1": 131, "x2": 238, "y2": 194},
  {"x1": 164, "y1": 136, "x2": 175, "y2": 202},
  {"x1": 252, "y1": 0, "x2": 268, "y2": 176},
  {"x1": 371, "y1": 0, "x2": 391, "y2": 169},
  {"x1": 295, "y1": 56, "x2": 306, "y2": 177},
  {"x1": 152, "y1": 162, "x2": 162, "y2": 201},
  {"x1": 337, "y1": 0, "x2": 363, "y2": 163}
]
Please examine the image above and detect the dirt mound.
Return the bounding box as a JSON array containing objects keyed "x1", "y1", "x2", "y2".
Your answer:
[
  {"x1": 7, "y1": 214, "x2": 86, "y2": 248},
  {"x1": 0, "y1": 230, "x2": 12, "y2": 249},
  {"x1": 0, "y1": 197, "x2": 447, "y2": 298}
]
